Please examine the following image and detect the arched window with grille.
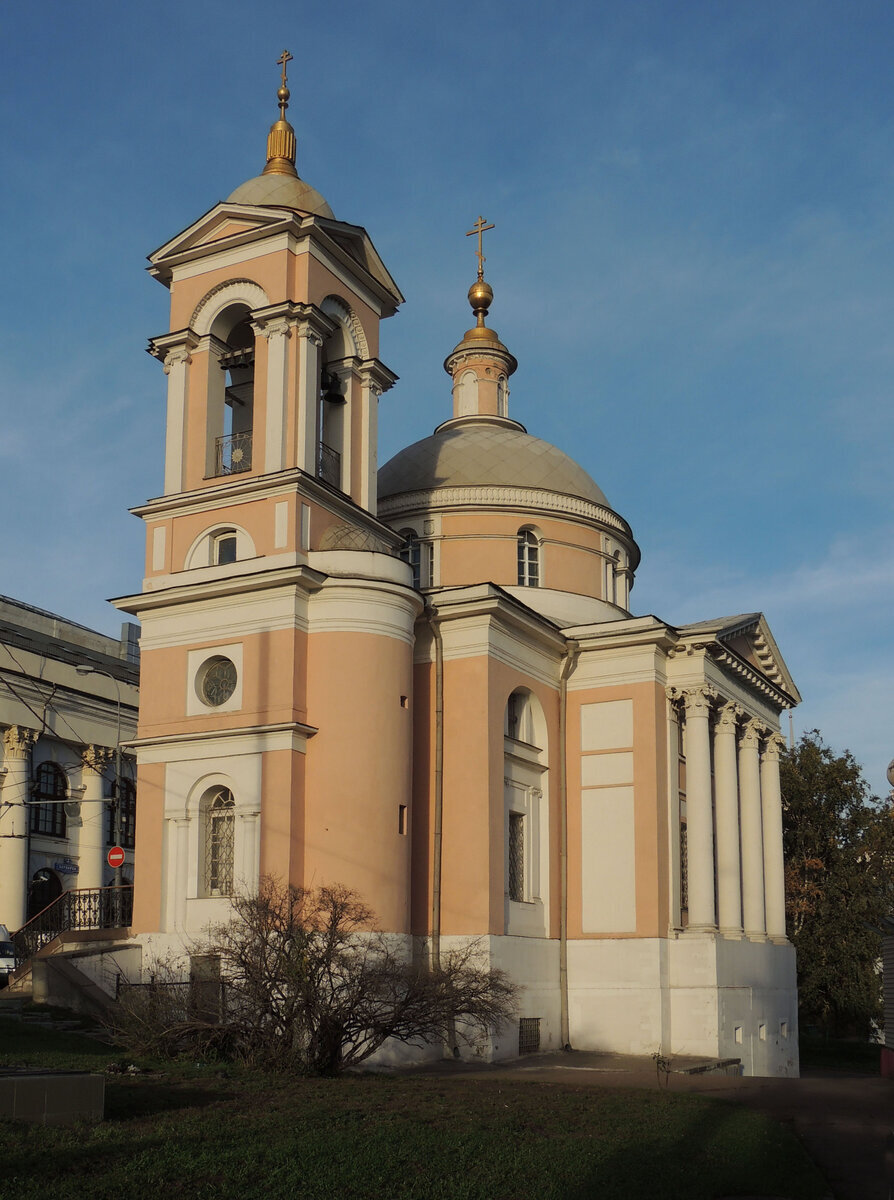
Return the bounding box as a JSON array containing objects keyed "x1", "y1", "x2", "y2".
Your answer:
[
  {"x1": 30, "y1": 762, "x2": 67, "y2": 838},
  {"x1": 202, "y1": 787, "x2": 235, "y2": 897},
  {"x1": 517, "y1": 528, "x2": 540, "y2": 587},
  {"x1": 108, "y1": 779, "x2": 137, "y2": 849}
]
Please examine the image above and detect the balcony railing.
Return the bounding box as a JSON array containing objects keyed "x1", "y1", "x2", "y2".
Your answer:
[
  {"x1": 215, "y1": 431, "x2": 252, "y2": 476},
  {"x1": 318, "y1": 442, "x2": 341, "y2": 488},
  {"x1": 12, "y1": 885, "x2": 134, "y2": 965}
]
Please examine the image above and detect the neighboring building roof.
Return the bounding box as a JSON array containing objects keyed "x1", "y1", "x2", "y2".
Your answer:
[
  {"x1": 0, "y1": 595, "x2": 139, "y2": 682},
  {"x1": 378, "y1": 418, "x2": 610, "y2": 506},
  {"x1": 226, "y1": 172, "x2": 334, "y2": 217}
]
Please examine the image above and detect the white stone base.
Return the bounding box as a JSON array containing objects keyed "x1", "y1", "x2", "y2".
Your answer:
[
  {"x1": 567, "y1": 933, "x2": 799, "y2": 1077},
  {"x1": 130, "y1": 928, "x2": 798, "y2": 1077}
]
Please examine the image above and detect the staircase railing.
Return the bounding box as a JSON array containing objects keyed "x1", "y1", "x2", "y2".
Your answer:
[{"x1": 12, "y1": 885, "x2": 134, "y2": 966}]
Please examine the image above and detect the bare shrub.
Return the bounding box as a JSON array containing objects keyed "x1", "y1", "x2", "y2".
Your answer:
[{"x1": 110, "y1": 879, "x2": 518, "y2": 1075}]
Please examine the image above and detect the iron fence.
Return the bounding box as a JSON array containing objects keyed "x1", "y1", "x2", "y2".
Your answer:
[{"x1": 13, "y1": 885, "x2": 134, "y2": 965}]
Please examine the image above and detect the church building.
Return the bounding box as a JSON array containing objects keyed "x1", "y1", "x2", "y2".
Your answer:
[{"x1": 116, "y1": 59, "x2": 801, "y2": 1077}]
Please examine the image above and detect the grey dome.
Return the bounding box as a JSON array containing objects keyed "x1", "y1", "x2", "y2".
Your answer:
[
  {"x1": 227, "y1": 172, "x2": 334, "y2": 218},
  {"x1": 378, "y1": 419, "x2": 609, "y2": 506}
]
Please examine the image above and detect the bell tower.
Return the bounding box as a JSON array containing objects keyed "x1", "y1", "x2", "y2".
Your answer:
[{"x1": 117, "y1": 58, "x2": 419, "y2": 952}]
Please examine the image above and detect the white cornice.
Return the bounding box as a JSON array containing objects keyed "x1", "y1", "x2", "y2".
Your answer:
[
  {"x1": 379, "y1": 485, "x2": 635, "y2": 543},
  {"x1": 130, "y1": 468, "x2": 402, "y2": 549},
  {"x1": 112, "y1": 563, "x2": 327, "y2": 618},
  {"x1": 130, "y1": 720, "x2": 318, "y2": 764}
]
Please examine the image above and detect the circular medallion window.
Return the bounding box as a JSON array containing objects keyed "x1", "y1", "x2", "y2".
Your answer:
[{"x1": 198, "y1": 656, "x2": 238, "y2": 707}]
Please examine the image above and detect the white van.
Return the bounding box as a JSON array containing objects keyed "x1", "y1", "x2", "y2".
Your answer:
[{"x1": 0, "y1": 926, "x2": 15, "y2": 987}]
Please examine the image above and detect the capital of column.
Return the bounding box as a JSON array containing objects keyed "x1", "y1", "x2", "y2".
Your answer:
[
  {"x1": 738, "y1": 717, "x2": 766, "y2": 750},
  {"x1": 714, "y1": 700, "x2": 743, "y2": 731},
  {"x1": 760, "y1": 731, "x2": 787, "y2": 762},
  {"x1": 252, "y1": 316, "x2": 293, "y2": 342},
  {"x1": 297, "y1": 323, "x2": 324, "y2": 350},
  {"x1": 358, "y1": 357, "x2": 398, "y2": 399},
  {"x1": 83, "y1": 745, "x2": 115, "y2": 773},
  {"x1": 681, "y1": 684, "x2": 718, "y2": 716},
  {"x1": 149, "y1": 328, "x2": 200, "y2": 373},
  {"x1": 3, "y1": 725, "x2": 39, "y2": 760}
]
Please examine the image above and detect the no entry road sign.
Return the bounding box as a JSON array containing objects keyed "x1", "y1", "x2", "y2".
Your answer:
[{"x1": 107, "y1": 845, "x2": 126, "y2": 870}]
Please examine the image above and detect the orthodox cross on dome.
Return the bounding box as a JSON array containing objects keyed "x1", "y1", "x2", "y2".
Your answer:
[
  {"x1": 276, "y1": 49, "x2": 293, "y2": 116},
  {"x1": 466, "y1": 215, "x2": 495, "y2": 281}
]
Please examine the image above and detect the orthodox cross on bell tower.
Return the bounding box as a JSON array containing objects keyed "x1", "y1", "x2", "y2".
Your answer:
[
  {"x1": 466, "y1": 215, "x2": 495, "y2": 281},
  {"x1": 276, "y1": 49, "x2": 293, "y2": 117}
]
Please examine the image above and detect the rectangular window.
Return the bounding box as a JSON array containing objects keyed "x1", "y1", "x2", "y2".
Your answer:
[
  {"x1": 398, "y1": 804, "x2": 408, "y2": 836},
  {"x1": 508, "y1": 812, "x2": 525, "y2": 902}
]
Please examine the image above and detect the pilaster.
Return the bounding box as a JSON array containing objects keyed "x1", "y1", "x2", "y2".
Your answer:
[{"x1": 150, "y1": 329, "x2": 200, "y2": 495}]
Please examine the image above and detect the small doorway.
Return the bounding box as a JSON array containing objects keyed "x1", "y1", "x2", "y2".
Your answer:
[{"x1": 27, "y1": 868, "x2": 62, "y2": 920}]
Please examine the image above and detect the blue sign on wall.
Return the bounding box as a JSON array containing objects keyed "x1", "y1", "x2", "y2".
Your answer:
[{"x1": 53, "y1": 859, "x2": 79, "y2": 876}]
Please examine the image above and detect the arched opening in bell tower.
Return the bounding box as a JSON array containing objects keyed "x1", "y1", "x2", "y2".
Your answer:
[{"x1": 209, "y1": 307, "x2": 255, "y2": 477}]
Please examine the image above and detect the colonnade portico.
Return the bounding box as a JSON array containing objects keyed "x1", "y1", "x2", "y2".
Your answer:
[
  {"x1": 668, "y1": 686, "x2": 788, "y2": 945},
  {"x1": 0, "y1": 721, "x2": 130, "y2": 933}
]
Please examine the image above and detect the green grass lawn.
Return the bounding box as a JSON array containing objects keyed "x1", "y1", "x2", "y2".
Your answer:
[{"x1": 0, "y1": 1018, "x2": 829, "y2": 1200}]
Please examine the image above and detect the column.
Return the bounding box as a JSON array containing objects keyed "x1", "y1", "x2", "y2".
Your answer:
[
  {"x1": 0, "y1": 726, "x2": 39, "y2": 930},
  {"x1": 760, "y1": 732, "x2": 788, "y2": 942},
  {"x1": 358, "y1": 377, "x2": 381, "y2": 514},
  {"x1": 682, "y1": 686, "x2": 717, "y2": 932},
  {"x1": 165, "y1": 816, "x2": 190, "y2": 932},
  {"x1": 254, "y1": 315, "x2": 292, "y2": 475},
  {"x1": 713, "y1": 701, "x2": 743, "y2": 937},
  {"x1": 78, "y1": 746, "x2": 113, "y2": 892},
  {"x1": 296, "y1": 324, "x2": 323, "y2": 475},
  {"x1": 738, "y1": 718, "x2": 766, "y2": 939},
  {"x1": 357, "y1": 359, "x2": 397, "y2": 514}
]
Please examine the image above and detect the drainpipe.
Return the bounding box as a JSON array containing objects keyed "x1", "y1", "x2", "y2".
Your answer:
[
  {"x1": 425, "y1": 602, "x2": 444, "y2": 971},
  {"x1": 559, "y1": 639, "x2": 580, "y2": 1050}
]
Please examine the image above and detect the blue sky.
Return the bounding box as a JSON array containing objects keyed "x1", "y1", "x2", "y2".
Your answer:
[{"x1": 2, "y1": 1, "x2": 892, "y2": 792}]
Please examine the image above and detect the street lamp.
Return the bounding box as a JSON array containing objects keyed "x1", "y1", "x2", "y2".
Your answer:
[{"x1": 76, "y1": 665, "x2": 123, "y2": 889}]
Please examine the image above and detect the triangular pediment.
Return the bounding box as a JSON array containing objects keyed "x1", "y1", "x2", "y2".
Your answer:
[
  {"x1": 147, "y1": 204, "x2": 403, "y2": 313},
  {"x1": 148, "y1": 202, "x2": 296, "y2": 269},
  {"x1": 677, "y1": 612, "x2": 801, "y2": 705}
]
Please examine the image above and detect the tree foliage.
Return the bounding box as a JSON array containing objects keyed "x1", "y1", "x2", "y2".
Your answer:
[
  {"x1": 781, "y1": 730, "x2": 894, "y2": 1037},
  {"x1": 112, "y1": 879, "x2": 518, "y2": 1075}
]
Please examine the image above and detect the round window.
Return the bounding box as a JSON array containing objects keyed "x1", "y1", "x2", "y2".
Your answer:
[{"x1": 198, "y1": 656, "x2": 238, "y2": 707}]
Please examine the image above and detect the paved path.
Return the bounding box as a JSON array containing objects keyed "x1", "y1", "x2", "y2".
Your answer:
[{"x1": 409, "y1": 1051, "x2": 894, "y2": 1200}]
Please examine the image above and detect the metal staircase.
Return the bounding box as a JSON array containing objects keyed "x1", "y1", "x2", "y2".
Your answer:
[{"x1": 12, "y1": 885, "x2": 134, "y2": 967}]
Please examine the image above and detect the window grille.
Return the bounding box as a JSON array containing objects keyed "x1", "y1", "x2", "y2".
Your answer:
[
  {"x1": 204, "y1": 788, "x2": 235, "y2": 896},
  {"x1": 30, "y1": 762, "x2": 67, "y2": 838},
  {"x1": 508, "y1": 812, "x2": 525, "y2": 902},
  {"x1": 518, "y1": 1017, "x2": 541, "y2": 1055},
  {"x1": 108, "y1": 780, "x2": 137, "y2": 849},
  {"x1": 517, "y1": 529, "x2": 539, "y2": 587}
]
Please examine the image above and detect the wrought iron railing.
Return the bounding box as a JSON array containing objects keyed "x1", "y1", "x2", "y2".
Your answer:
[
  {"x1": 215, "y1": 431, "x2": 252, "y2": 476},
  {"x1": 12, "y1": 885, "x2": 134, "y2": 966},
  {"x1": 318, "y1": 442, "x2": 341, "y2": 488}
]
